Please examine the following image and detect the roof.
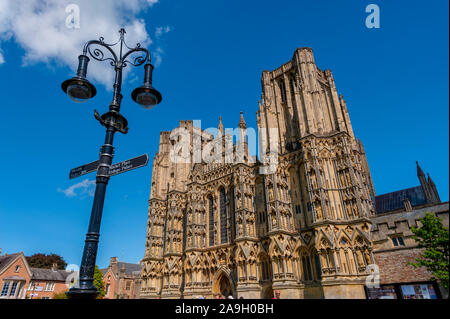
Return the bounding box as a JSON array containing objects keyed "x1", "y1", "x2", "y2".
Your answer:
[
  {"x1": 374, "y1": 185, "x2": 427, "y2": 214},
  {"x1": 4, "y1": 275, "x2": 27, "y2": 281},
  {"x1": 116, "y1": 262, "x2": 141, "y2": 276},
  {"x1": 30, "y1": 268, "x2": 73, "y2": 282},
  {"x1": 0, "y1": 253, "x2": 20, "y2": 273},
  {"x1": 101, "y1": 261, "x2": 141, "y2": 278}
]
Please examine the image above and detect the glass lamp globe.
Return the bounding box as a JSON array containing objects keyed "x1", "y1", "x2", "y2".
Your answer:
[
  {"x1": 132, "y1": 85, "x2": 162, "y2": 109},
  {"x1": 136, "y1": 90, "x2": 159, "y2": 109},
  {"x1": 67, "y1": 83, "x2": 93, "y2": 103},
  {"x1": 62, "y1": 77, "x2": 97, "y2": 103}
]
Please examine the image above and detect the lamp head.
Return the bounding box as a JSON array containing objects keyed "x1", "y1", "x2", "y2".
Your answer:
[
  {"x1": 131, "y1": 63, "x2": 162, "y2": 109},
  {"x1": 61, "y1": 55, "x2": 97, "y2": 103},
  {"x1": 61, "y1": 77, "x2": 97, "y2": 103}
]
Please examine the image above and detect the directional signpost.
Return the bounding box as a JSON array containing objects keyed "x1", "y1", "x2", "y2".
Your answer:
[
  {"x1": 69, "y1": 160, "x2": 100, "y2": 180},
  {"x1": 109, "y1": 154, "x2": 149, "y2": 176},
  {"x1": 69, "y1": 154, "x2": 148, "y2": 180}
]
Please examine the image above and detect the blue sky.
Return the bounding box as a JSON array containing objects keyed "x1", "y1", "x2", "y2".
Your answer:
[{"x1": 0, "y1": 0, "x2": 448, "y2": 269}]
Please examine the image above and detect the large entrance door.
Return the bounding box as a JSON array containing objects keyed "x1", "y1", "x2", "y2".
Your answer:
[{"x1": 212, "y1": 270, "x2": 234, "y2": 298}]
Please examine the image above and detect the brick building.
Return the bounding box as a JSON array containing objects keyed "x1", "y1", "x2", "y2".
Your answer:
[
  {"x1": 0, "y1": 252, "x2": 31, "y2": 299},
  {"x1": 26, "y1": 266, "x2": 73, "y2": 299},
  {"x1": 0, "y1": 251, "x2": 73, "y2": 299},
  {"x1": 367, "y1": 162, "x2": 448, "y2": 299},
  {"x1": 101, "y1": 257, "x2": 141, "y2": 299}
]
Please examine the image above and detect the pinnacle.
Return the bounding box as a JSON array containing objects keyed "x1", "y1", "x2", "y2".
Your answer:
[{"x1": 238, "y1": 112, "x2": 247, "y2": 129}]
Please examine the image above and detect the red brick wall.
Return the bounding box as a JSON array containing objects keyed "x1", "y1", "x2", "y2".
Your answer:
[
  {"x1": 374, "y1": 247, "x2": 433, "y2": 284},
  {"x1": 25, "y1": 281, "x2": 68, "y2": 299}
]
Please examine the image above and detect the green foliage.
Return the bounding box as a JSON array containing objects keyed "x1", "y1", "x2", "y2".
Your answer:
[
  {"x1": 93, "y1": 265, "x2": 106, "y2": 299},
  {"x1": 26, "y1": 253, "x2": 67, "y2": 270},
  {"x1": 52, "y1": 291, "x2": 68, "y2": 299},
  {"x1": 409, "y1": 212, "x2": 449, "y2": 289}
]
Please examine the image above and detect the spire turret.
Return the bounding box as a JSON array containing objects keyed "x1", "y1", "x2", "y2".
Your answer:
[
  {"x1": 218, "y1": 116, "x2": 224, "y2": 137},
  {"x1": 416, "y1": 161, "x2": 425, "y2": 177},
  {"x1": 238, "y1": 112, "x2": 247, "y2": 129}
]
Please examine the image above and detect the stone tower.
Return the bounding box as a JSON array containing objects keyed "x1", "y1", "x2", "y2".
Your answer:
[
  {"x1": 255, "y1": 48, "x2": 376, "y2": 298},
  {"x1": 141, "y1": 48, "x2": 377, "y2": 299}
]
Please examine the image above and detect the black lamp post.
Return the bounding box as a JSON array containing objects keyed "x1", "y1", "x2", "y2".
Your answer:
[{"x1": 62, "y1": 29, "x2": 162, "y2": 299}]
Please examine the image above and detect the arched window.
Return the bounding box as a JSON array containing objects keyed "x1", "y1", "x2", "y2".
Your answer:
[
  {"x1": 208, "y1": 196, "x2": 215, "y2": 246},
  {"x1": 313, "y1": 251, "x2": 322, "y2": 280},
  {"x1": 301, "y1": 254, "x2": 312, "y2": 281},
  {"x1": 279, "y1": 80, "x2": 287, "y2": 103},
  {"x1": 219, "y1": 188, "x2": 228, "y2": 244}
]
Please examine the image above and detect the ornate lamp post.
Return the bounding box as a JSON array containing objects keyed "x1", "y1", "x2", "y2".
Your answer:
[{"x1": 62, "y1": 29, "x2": 162, "y2": 299}]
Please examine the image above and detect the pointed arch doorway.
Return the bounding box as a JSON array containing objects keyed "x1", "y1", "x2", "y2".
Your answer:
[{"x1": 212, "y1": 269, "x2": 235, "y2": 298}]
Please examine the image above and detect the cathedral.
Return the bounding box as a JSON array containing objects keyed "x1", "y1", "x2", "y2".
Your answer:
[{"x1": 140, "y1": 48, "x2": 390, "y2": 299}]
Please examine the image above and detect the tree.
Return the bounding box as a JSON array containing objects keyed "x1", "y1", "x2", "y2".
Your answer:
[
  {"x1": 93, "y1": 265, "x2": 106, "y2": 299},
  {"x1": 26, "y1": 253, "x2": 67, "y2": 270},
  {"x1": 52, "y1": 291, "x2": 68, "y2": 299},
  {"x1": 409, "y1": 212, "x2": 449, "y2": 289}
]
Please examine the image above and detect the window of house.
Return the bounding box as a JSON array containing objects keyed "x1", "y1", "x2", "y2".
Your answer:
[
  {"x1": 42, "y1": 297, "x2": 50, "y2": 299},
  {"x1": 45, "y1": 282, "x2": 55, "y2": 291},
  {"x1": 392, "y1": 236, "x2": 405, "y2": 247},
  {"x1": 126, "y1": 281, "x2": 131, "y2": 290},
  {"x1": 28, "y1": 281, "x2": 36, "y2": 290},
  {"x1": 14, "y1": 265, "x2": 20, "y2": 273},
  {"x1": 9, "y1": 282, "x2": 18, "y2": 296},
  {"x1": 1, "y1": 282, "x2": 10, "y2": 296},
  {"x1": 105, "y1": 284, "x2": 110, "y2": 296}
]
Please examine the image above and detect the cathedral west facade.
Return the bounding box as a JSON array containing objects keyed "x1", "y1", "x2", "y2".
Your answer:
[{"x1": 140, "y1": 48, "x2": 381, "y2": 299}]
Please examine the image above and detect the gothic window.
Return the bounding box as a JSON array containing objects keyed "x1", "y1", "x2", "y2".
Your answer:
[
  {"x1": 314, "y1": 252, "x2": 322, "y2": 280},
  {"x1": 289, "y1": 75, "x2": 297, "y2": 109},
  {"x1": 302, "y1": 255, "x2": 313, "y2": 281},
  {"x1": 219, "y1": 188, "x2": 228, "y2": 244},
  {"x1": 208, "y1": 196, "x2": 215, "y2": 247},
  {"x1": 230, "y1": 187, "x2": 236, "y2": 239},
  {"x1": 279, "y1": 80, "x2": 287, "y2": 103}
]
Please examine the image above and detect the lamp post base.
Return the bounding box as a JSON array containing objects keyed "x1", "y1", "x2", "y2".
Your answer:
[{"x1": 66, "y1": 287, "x2": 99, "y2": 300}]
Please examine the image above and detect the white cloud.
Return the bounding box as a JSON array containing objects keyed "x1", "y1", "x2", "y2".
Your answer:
[
  {"x1": 153, "y1": 46, "x2": 164, "y2": 67},
  {"x1": 58, "y1": 179, "x2": 96, "y2": 197},
  {"x1": 155, "y1": 25, "x2": 172, "y2": 38},
  {"x1": 0, "y1": 0, "x2": 162, "y2": 87}
]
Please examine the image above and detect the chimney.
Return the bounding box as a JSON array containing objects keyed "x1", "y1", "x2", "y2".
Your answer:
[
  {"x1": 110, "y1": 257, "x2": 118, "y2": 265},
  {"x1": 51, "y1": 263, "x2": 58, "y2": 271}
]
